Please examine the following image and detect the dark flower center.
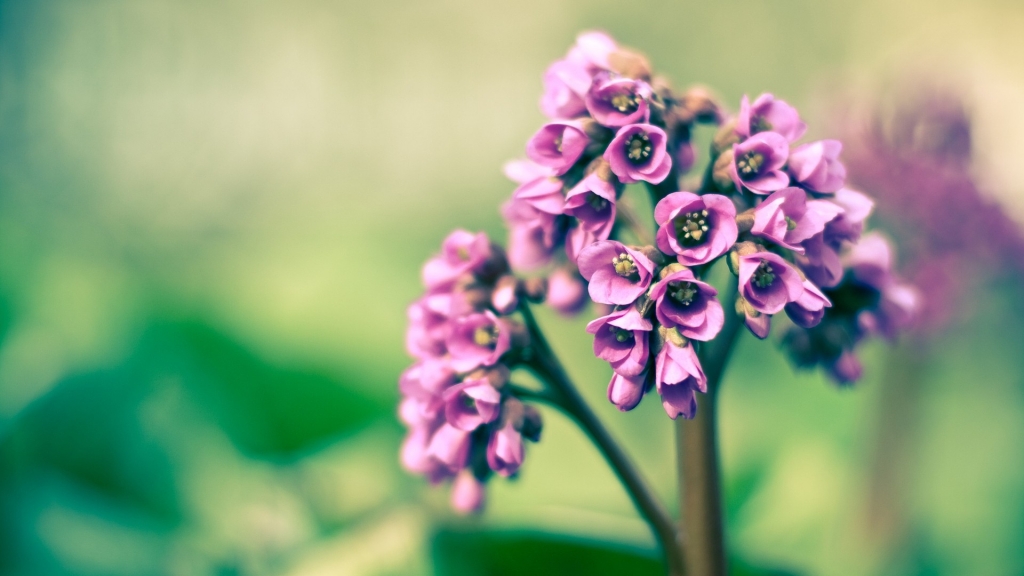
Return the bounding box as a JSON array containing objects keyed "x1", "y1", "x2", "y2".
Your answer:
[
  {"x1": 608, "y1": 325, "x2": 633, "y2": 343},
  {"x1": 750, "y1": 115, "x2": 772, "y2": 134},
  {"x1": 609, "y1": 91, "x2": 641, "y2": 114},
  {"x1": 626, "y1": 133, "x2": 652, "y2": 164},
  {"x1": 461, "y1": 394, "x2": 477, "y2": 409},
  {"x1": 752, "y1": 260, "x2": 776, "y2": 289},
  {"x1": 673, "y1": 209, "x2": 710, "y2": 246},
  {"x1": 473, "y1": 325, "x2": 498, "y2": 347},
  {"x1": 668, "y1": 281, "x2": 698, "y2": 306},
  {"x1": 736, "y1": 151, "x2": 765, "y2": 178},
  {"x1": 612, "y1": 252, "x2": 638, "y2": 278},
  {"x1": 586, "y1": 193, "x2": 609, "y2": 211}
]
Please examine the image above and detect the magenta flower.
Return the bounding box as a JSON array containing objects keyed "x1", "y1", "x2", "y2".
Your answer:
[
  {"x1": 827, "y1": 188, "x2": 874, "y2": 243},
  {"x1": 487, "y1": 420, "x2": 524, "y2": 477},
  {"x1": 751, "y1": 187, "x2": 842, "y2": 252},
  {"x1": 738, "y1": 252, "x2": 804, "y2": 315},
  {"x1": 742, "y1": 306, "x2": 771, "y2": 340},
  {"x1": 605, "y1": 124, "x2": 672, "y2": 184},
  {"x1": 788, "y1": 140, "x2": 846, "y2": 193},
  {"x1": 566, "y1": 30, "x2": 618, "y2": 70},
  {"x1": 512, "y1": 176, "x2": 565, "y2": 215},
  {"x1": 585, "y1": 75, "x2": 652, "y2": 127},
  {"x1": 442, "y1": 379, "x2": 502, "y2": 431},
  {"x1": 784, "y1": 279, "x2": 832, "y2": 328},
  {"x1": 546, "y1": 267, "x2": 588, "y2": 316},
  {"x1": 405, "y1": 294, "x2": 452, "y2": 359},
  {"x1": 399, "y1": 359, "x2": 455, "y2": 403},
  {"x1": 446, "y1": 311, "x2": 512, "y2": 372},
  {"x1": 503, "y1": 158, "x2": 554, "y2": 185},
  {"x1": 736, "y1": 93, "x2": 806, "y2": 142},
  {"x1": 655, "y1": 340, "x2": 706, "y2": 420},
  {"x1": 730, "y1": 131, "x2": 790, "y2": 194},
  {"x1": 649, "y1": 267, "x2": 724, "y2": 341},
  {"x1": 422, "y1": 230, "x2": 494, "y2": 292},
  {"x1": 586, "y1": 307, "x2": 652, "y2": 377},
  {"x1": 829, "y1": 351, "x2": 863, "y2": 385},
  {"x1": 563, "y1": 171, "x2": 619, "y2": 260},
  {"x1": 608, "y1": 370, "x2": 647, "y2": 411},
  {"x1": 654, "y1": 192, "x2": 738, "y2": 266},
  {"x1": 427, "y1": 423, "x2": 473, "y2": 472},
  {"x1": 540, "y1": 59, "x2": 591, "y2": 119},
  {"x1": 401, "y1": 423, "x2": 452, "y2": 483},
  {"x1": 577, "y1": 240, "x2": 656, "y2": 305},
  {"x1": 451, "y1": 470, "x2": 486, "y2": 514},
  {"x1": 502, "y1": 199, "x2": 561, "y2": 271},
  {"x1": 526, "y1": 121, "x2": 589, "y2": 175}
]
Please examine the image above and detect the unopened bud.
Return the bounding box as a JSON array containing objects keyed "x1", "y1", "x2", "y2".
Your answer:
[
  {"x1": 520, "y1": 405, "x2": 543, "y2": 442},
  {"x1": 659, "y1": 262, "x2": 687, "y2": 279},
  {"x1": 491, "y1": 275, "x2": 519, "y2": 315},
  {"x1": 508, "y1": 319, "x2": 530, "y2": 349},
  {"x1": 735, "y1": 209, "x2": 755, "y2": 234},
  {"x1": 475, "y1": 244, "x2": 510, "y2": 284},
  {"x1": 635, "y1": 245, "x2": 668, "y2": 266},
  {"x1": 608, "y1": 49, "x2": 651, "y2": 80},
  {"x1": 502, "y1": 397, "x2": 526, "y2": 428},
  {"x1": 584, "y1": 156, "x2": 616, "y2": 183},
  {"x1": 678, "y1": 86, "x2": 721, "y2": 125},
  {"x1": 711, "y1": 119, "x2": 740, "y2": 155},
  {"x1": 712, "y1": 149, "x2": 737, "y2": 191},
  {"x1": 483, "y1": 365, "x2": 510, "y2": 390},
  {"x1": 658, "y1": 324, "x2": 688, "y2": 348},
  {"x1": 522, "y1": 277, "x2": 548, "y2": 302}
]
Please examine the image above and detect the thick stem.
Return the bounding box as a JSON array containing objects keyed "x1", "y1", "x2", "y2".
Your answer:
[
  {"x1": 519, "y1": 303, "x2": 686, "y2": 576},
  {"x1": 677, "y1": 281, "x2": 742, "y2": 576}
]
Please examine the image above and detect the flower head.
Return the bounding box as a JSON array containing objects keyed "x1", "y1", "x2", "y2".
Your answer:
[
  {"x1": 788, "y1": 140, "x2": 846, "y2": 193},
  {"x1": 737, "y1": 93, "x2": 806, "y2": 142},
  {"x1": 655, "y1": 192, "x2": 738, "y2": 265},
  {"x1": 586, "y1": 307, "x2": 652, "y2": 377},
  {"x1": 447, "y1": 311, "x2": 512, "y2": 372},
  {"x1": 751, "y1": 187, "x2": 842, "y2": 252},
  {"x1": 585, "y1": 75, "x2": 652, "y2": 127},
  {"x1": 738, "y1": 252, "x2": 804, "y2": 315},
  {"x1": 526, "y1": 121, "x2": 590, "y2": 175},
  {"x1": 577, "y1": 240, "x2": 656, "y2": 305},
  {"x1": 655, "y1": 338, "x2": 707, "y2": 419},
  {"x1": 649, "y1": 266, "x2": 724, "y2": 341},
  {"x1": 730, "y1": 131, "x2": 790, "y2": 195},
  {"x1": 605, "y1": 123, "x2": 672, "y2": 184}
]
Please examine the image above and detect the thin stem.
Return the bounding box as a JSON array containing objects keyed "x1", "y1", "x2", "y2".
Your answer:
[
  {"x1": 677, "y1": 280, "x2": 742, "y2": 576},
  {"x1": 519, "y1": 302, "x2": 686, "y2": 576}
]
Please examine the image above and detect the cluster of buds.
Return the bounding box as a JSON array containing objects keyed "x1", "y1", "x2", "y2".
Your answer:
[
  {"x1": 501, "y1": 31, "x2": 720, "y2": 313},
  {"x1": 400, "y1": 230, "x2": 542, "y2": 513}
]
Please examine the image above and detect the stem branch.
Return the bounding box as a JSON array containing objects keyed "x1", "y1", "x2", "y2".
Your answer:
[{"x1": 519, "y1": 302, "x2": 686, "y2": 576}]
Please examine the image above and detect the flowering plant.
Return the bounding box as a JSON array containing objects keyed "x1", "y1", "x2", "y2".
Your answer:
[{"x1": 400, "y1": 31, "x2": 916, "y2": 575}]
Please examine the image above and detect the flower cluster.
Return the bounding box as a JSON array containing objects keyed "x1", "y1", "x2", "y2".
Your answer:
[
  {"x1": 580, "y1": 85, "x2": 919, "y2": 410},
  {"x1": 400, "y1": 230, "x2": 542, "y2": 513},
  {"x1": 501, "y1": 32, "x2": 721, "y2": 314}
]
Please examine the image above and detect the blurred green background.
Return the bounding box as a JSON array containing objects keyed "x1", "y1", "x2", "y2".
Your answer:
[{"x1": 1, "y1": 1, "x2": 1023, "y2": 574}]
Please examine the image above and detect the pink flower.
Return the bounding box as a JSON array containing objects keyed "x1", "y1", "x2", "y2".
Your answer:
[
  {"x1": 751, "y1": 187, "x2": 842, "y2": 252},
  {"x1": 546, "y1": 267, "x2": 588, "y2": 316},
  {"x1": 451, "y1": 470, "x2": 486, "y2": 514},
  {"x1": 607, "y1": 371, "x2": 647, "y2": 411},
  {"x1": 736, "y1": 93, "x2": 806, "y2": 142},
  {"x1": 577, "y1": 240, "x2": 656, "y2": 305},
  {"x1": 511, "y1": 176, "x2": 565, "y2": 215},
  {"x1": 604, "y1": 124, "x2": 672, "y2": 184},
  {"x1": 730, "y1": 131, "x2": 790, "y2": 194},
  {"x1": 788, "y1": 140, "x2": 846, "y2": 193},
  {"x1": 649, "y1": 267, "x2": 724, "y2": 341},
  {"x1": 655, "y1": 340, "x2": 706, "y2": 420},
  {"x1": 422, "y1": 230, "x2": 494, "y2": 292},
  {"x1": 585, "y1": 75, "x2": 652, "y2": 127},
  {"x1": 487, "y1": 420, "x2": 524, "y2": 477},
  {"x1": 446, "y1": 311, "x2": 512, "y2": 372},
  {"x1": 654, "y1": 192, "x2": 738, "y2": 265},
  {"x1": 586, "y1": 307, "x2": 652, "y2": 377},
  {"x1": 526, "y1": 121, "x2": 589, "y2": 175},
  {"x1": 563, "y1": 171, "x2": 619, "y2": 261},
  {"x1": 427, "y1": 423, "x2": 473, "y2": 472},
  {"x1": 502, "y1": 199, "x2": 561, "y2": 271},
  {"x1": 784, "y1": 280, "x2": 832, "y2": 328},
  {"x1": 442, "y1": 379, "x2": 502, "y2": 431},
  {"x1": 738, "y1": 252, "x2": 804, "y2": 315},
  {"x1": 405, "y1": 294, "x2": 453, "y2": 359}
]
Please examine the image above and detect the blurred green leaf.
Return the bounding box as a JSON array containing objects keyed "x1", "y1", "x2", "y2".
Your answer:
[{"x1": 431, "y1": 528, "x2": 662, "y2": 576}]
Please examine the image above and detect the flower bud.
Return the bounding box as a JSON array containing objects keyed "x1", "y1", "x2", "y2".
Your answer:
[
  {"x1": 520, "y1": 277, "x2": 547, "y2": 303},
  {"x1": 520, "y1": 405, "x2": 543, "y2": 442},
  {"x1": 712, "y1": 119, "x2": 740, "y2": 155},
  {"x1": 735, "y1": 209, "x2": 755, "y2": 234},
  {"x1": 491, "y1": 275, "x2": 519, "y2": 315},
  {"x1": 608, "y1": 49, "x2": 651, "y2": 79},
  {"x1": 658, "y1": 324, "x2": 688, "y2": 348},
  {"x1": 659, "y1": 262, "x2": 687, "y2": 279},
  {"x1": 635, "y1": 245, "x2": 668, "y2": 266},
  {"x1": 712, "y1": 148, "x2": 737, "y2": 191},
  {"x1": 677, "y1": 86, "x2": 721, "y2": 125}
]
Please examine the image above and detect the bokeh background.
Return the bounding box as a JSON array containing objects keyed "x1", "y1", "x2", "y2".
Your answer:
[{"x1": 2, "y1": 1, "x2": 1024, "y2": 574}]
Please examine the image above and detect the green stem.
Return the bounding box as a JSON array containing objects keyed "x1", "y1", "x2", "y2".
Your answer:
[
  {"x1": 677, "y1": 280, "x2": 742, "y2": 576},
  {"x1": 519, "y1": 303, "x2": 686, "y2": 576}
]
